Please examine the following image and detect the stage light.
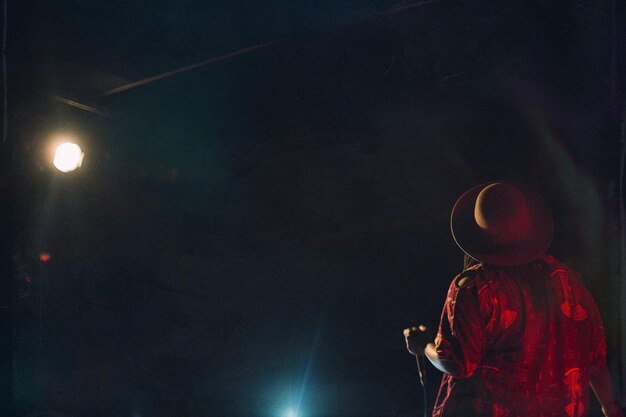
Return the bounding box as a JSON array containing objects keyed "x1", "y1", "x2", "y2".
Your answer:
[
  {"x1": 284, "y1": 408, "x2": 298, "y2": 417},
  {"x1": 53, "y1": 142, "x2": 84, "y2": 172}
]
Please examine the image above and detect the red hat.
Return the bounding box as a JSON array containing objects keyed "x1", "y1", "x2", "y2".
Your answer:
[{"x1": 450, "y1": 182, "x2": 554, "y2": 266}]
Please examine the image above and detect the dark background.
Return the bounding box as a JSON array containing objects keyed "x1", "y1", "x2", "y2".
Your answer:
[{"x1": 2, "y1": 1, "x2": 625, "y2": 416}]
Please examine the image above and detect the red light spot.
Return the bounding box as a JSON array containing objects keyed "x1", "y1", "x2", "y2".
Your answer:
[
  {"x1": 24, "y1": 276, "x2": 32, "y2": 283},
  {"x1": 39, "y1": 252, "x2": 51, "y2": 262}
]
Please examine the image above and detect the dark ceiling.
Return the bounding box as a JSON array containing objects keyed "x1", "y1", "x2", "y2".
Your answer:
[{"x1": 5, "y1": 1, "x2": 625, "y2": 416}]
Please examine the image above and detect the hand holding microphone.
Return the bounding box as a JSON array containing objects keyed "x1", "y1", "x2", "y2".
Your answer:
[
  {"x1": 403, "y1": 324, "x2": 433, "y2": 356},
  {"x1": 403, "y1": 324, "x2": 434, "y2": 387}
]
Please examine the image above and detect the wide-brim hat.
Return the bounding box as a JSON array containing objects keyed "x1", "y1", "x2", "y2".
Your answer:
[{"x1": 450, "y1": 182, "x2": 553, "y2": 267}]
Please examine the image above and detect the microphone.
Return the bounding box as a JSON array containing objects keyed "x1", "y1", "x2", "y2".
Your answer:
[
  {"x1": 404, "y1": 324, "x2": 431, "y2": 386},
  {"x1": 415, "y1": 353, "x2": 427, "y2": 386},
  {"x1": 403, "y1": 324, "x2": 431, "y2": 417}
]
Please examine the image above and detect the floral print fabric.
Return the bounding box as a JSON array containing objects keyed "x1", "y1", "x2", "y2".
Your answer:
[{"x1": 432, "y1": 256, "x2": 606, "y2": 417}]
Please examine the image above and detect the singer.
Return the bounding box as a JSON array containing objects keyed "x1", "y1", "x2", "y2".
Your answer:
[{"x1": 404, "y1": 182, "x2": 624, "y2": 417}]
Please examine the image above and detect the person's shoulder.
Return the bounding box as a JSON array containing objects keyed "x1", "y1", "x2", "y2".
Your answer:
[
  {"x1": 540, "y1": 255, "x2": 581, "y2": 278},
  {"x1": 454, "y1": 264, "x2": 483, "y2": 289},
  {"x1": 540, "y1": 254, "x2": 563, "y2": 269}
]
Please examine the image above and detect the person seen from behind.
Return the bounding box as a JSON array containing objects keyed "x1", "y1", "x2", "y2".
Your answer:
[{"x1": 404, "y1": 182, "x2": 624, "y2": 417}]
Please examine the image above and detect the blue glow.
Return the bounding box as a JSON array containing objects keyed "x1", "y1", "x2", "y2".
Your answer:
[{"x1": 293, "y1": 322, "x2": 323, "y2": 417}]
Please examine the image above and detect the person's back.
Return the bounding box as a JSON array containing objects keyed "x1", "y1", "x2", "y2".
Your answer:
[
  {"x1": 404, "y1": 182, "x2": 623, "y2": 417},
  {"x1": 431, "y1": 255, "x2": 606, "y2": 417}
]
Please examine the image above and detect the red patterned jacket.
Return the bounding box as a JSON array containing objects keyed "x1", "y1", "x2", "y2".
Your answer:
[{"x1": 432, "y1": 255, "x2": 606, "y2": 417}]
